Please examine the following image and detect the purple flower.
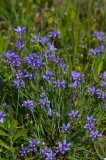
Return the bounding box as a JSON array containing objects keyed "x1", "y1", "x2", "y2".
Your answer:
[
  {"x1": 86, "y1": 116, "x2": 96, "y2": 124},
  {"x1": 14, "y1": 70, "x2": 24, "y2": 79},
  {"x1": 25, "y1": 53, "x2": 45, "y2": 69},
  {"x1": 103, "y1": 104, "x2": 106, "y2": 109},
  {"x1": 92, "y1": 31, "x2": 104, "y2": 38},
  {"x1": 29, "y1": 139, "x2": 40, "y2": 151},
  {"x1": 15, "y1": 39, "x2": 25, "y2": 51},
  {"x1": 70, "y1": 71, "x2": 79, "y2": 81},
  {"x1": 25, "y1": 53, "x2": 40, "y2": 62},
  {"x1": 54, "y1": 79, "x2": 65, "y2": 89},
  {"x1": 39, "y1": 37, "x2": 49, "y2": 45},
  {"x1": 98, "y1": 91, "x2": 106, "y2": 101},
  {"x1": 56, "y1": 140, "x2": 71, "y2": 154},
  {"x1": 69, "y1": 81, "x2": 81, "y2": 89},
  {"x1": 46, "y1": 151, "x2": 56, "y2": 160},
  {"x1": 98, "y1": 45, "x2": 106, "y2": 53},
  {"x1": 70, "y1": 71, "x2": 84, "y2": 82},
  {"x1": 31, "y1": 36, "x2": 39, "y2": 43},
  {"x1": 47, "y1": 43, "x2": 57, "y2": 52},
  {"x1": 100, "y1": 81, "x2": 106, "y2": 89},
  {"x1": 97, "y1": 35, "x2": 106, "y2": 41},
  {"x1": 24, "y1": 72, "x2": 36, "y2": 80},
  {"x1": 42, "y1": 52, "x2": 53, "y2": 60},
  {"x1": 47, "y1": 108, "x2": 55, "y2": 117},
  {"x1": 63, "y1": 140, "x2": 71, "y2": 152},
  {"x1": 56, "y1": 142, "x2": 65, "y2": 154},
  {"x1": 13, "y1": 80, "x2": 24, "y2": 88},
  {"x1": 99, "y1": 71, "x2": 106, "y2": 81},
  {"x1": 68, "y1": 110, "x2": 80, "y2": 119},
  {"x1": 19, "y1": 147, "x2": 30, "y2": 157},
  {"x1": 59, "y1": 63, "x2": 69, "y2": 71},
  {"x1": 52, "y1": 57, "x2": 63, "y2": 64},
  {"x1": 89, "y1": 49, "x2": 100, "y2": 56},
  {"x1": 89, "y1": 130, "x2": 102, "y2": 141},
  {"x1": 84, "y1": 123, "x2": 95, "y2": 132},
  {"x1": 41, "y1": 146, "x2": 51, "y2": 158},
  {"x1": 14, "y1": 26, "x2": 26, "y2": 36},
  {"x1": 38, "y1": 98, "x2": 50, "y2": 108},
  {"x1": 88, "y1": 87, "x2": 100, "y2": 96},
  {"x1": 49, "y1": 30, "x2": 61, "y2": 39},
  {"x1": 42, "y1": 71, "x2": 54, "y2": 83},
  {"x1": 22, "y1": 100, "x2": 35, "y2": 109},
  {"x1": 61, "y1": 123, "x2": 70, "y2": 133},
  {"x1": 0, "y1": 112, "x2": 6, "y2": 123},
  {"x1": 5, "y1": 51, "x2": 21, "y2": 67}
]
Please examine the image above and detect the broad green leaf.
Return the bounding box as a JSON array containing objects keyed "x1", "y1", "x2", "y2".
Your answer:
[
  {"x1": 13, "y1": 129, "x2": 28, "y2": 141},
  {"x1": 0, "y1": 130, "x2": 9, "y2": 136},
  {"x1": 0, "y1": 139, "x2": 10, "y2": 149},
  {"x1": 9, "y1": 119, "x2": 18, "y2": 132},
  {"x1": 0, "y1": 123, "x2": 6, "y2": 130}
]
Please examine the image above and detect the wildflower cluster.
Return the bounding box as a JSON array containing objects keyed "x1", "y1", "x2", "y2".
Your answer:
[
  {"x1": 90, "y1": 31, "x2": 106, "y2": 56},
  {"x1": 19, "y1": 139, "x2": 71, "y2": 159},
  {"x1": 14, "y1": 26, "x2": 25, "y2": 51},
  {"x1": 24, "y1": 53, "x2": 45, "y2": 69},
  {"x1": 0, "y1": 26, "x2": 104, "y2": 159},
  {"x1": 84, "y1": 116, "x2": 102, "y2": 141},
  {"x1": 19, "y1": 139, "x2": 40, "y2": 157},
  {"x1": 5, "y1": 51, "x2": 21, "y2": 67},
  {"x1": 88, "y1": 70, "x2": 106, "y2": 109},
  {"x1": 38, "y1": 91, "x2": 55, "y2": 117},
  {"x1": 69, "y1": 71, "x2": 84, "y2": 89}
]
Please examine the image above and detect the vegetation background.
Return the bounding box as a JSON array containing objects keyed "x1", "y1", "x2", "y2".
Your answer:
[{"x1": 0, "y1": 0, "x2": 106, "y2": 159}]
